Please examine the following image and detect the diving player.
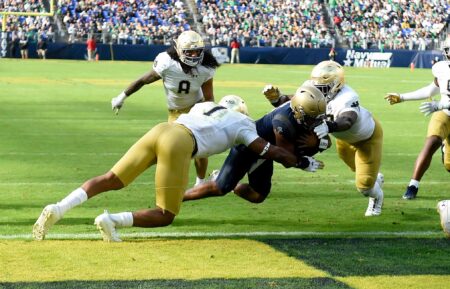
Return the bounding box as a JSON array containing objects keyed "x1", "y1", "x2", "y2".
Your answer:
[
  {"x1": 33, "y1": 96, "x2": 311, "y2": 242},
  {"x1": 183, "y1": 84, "x2": 328, "y2": 204}
]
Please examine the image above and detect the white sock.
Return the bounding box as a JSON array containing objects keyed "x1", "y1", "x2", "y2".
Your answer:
[
  {"x1": 195, "y1": 177, "x2": 205, "y2": 186},
  {"x1": 109, "y1": 212, "x2": 133, "y2": 227},
  {"x1": 409, "y1": 179, "x2": 419, "y2": 188},
  {"x1": 359, "y1": 181, "x2": 382, "y2": 198},
  {"x1": 56, "y1": 187, "x2": 88, "y2": 215}
]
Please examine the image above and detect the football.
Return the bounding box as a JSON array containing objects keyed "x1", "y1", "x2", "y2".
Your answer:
[{"x1": 295, "y1": 129, "x2": 331, "y2": 157}]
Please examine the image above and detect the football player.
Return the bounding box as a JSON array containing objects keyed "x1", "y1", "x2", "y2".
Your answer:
[
  {"x1": 183, "y1": 84, "x2": 328, "y2": 204},
  {"x1": 33, "y1": 96, "x2": 313, "y2": 242},
  {"x1": 384, "y1": 39, "x2": 450, "y2": 200},
  {"x1": 264, "y1": 61, "x2": 384, "y2": 217},
  {"x1": 111, "y1": 30, "x2": 219, "y2": 186}
]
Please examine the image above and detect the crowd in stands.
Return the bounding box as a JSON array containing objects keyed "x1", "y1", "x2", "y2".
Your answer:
[
  {"x1": 1, "y1": 0, "x2": 449, "y2": 51},
  {"x1": 59, "y1": 0, "x2": 190, "y2": 45},
  {"x1": 330, "y1": 0, "x2": 450, "y2": 50},
  {"x1": 198, "y1": 0, "x2": 335, "y2": 48},
  {"x1": 0, "y1": 0, "x2": 54, "y2": 50}
]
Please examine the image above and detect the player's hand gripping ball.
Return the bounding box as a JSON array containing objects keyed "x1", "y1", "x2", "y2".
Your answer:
[{"x1": 295, "y1": 130, "x2": 331, "y2": 156}]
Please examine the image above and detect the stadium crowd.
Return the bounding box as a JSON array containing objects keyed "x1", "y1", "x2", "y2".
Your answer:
[
  {"x1": 0, "y1": 0, "x2": 449, "y2": 50},
  {"x1": 330, "y1": 0, "x2": 450, "y2": 50}
]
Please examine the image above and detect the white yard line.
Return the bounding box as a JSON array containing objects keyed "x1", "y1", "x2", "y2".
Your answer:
[{"x1": 0, "y1": 231, "x2": 442, "y2": 240}]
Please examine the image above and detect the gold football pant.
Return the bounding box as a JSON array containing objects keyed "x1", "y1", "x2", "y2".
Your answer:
[
  {"x1": 335, "y1": 118, "x2": 383, "y2": 190},
  {"x1": 426, "y1": 111, "x2": 450, "y2": 171},
  {"x1": 111, "y1": 123, "x2": 195, "y2": 215}
]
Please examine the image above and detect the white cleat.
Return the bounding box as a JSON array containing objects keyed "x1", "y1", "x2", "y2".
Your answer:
[
  {"x1": 208, "y1": 169, "x2": 220, "y2": 182},
  {"x1": 437, "y1": 200, "x2": 450, "y2": 238},
  {"x1": 376, "y1": 172, "x2": 384, "y2": 188},
  {"x1": 32, "y1": 204, "x2": 62, "y2": 241},
  {"x1": 94, "y1": 210, "x2": 122, "y2": 242},
  {"x1": 365, "y1": 173, "x2": 385, "y2": 217}
]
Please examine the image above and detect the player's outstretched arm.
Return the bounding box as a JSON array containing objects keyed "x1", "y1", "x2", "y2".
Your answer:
[
  {"x1": 111, "y1": 70, "x2": 162, "y2": 115},
  {"x1": 262, "y1": 84, "x2": 291, "y2": 107},
  {"x1": 419, "y1": 100, "x2": 450, "y2": 116},
  {"x1": 384, "y1": 80, "x2": 439, "y2": 106}
]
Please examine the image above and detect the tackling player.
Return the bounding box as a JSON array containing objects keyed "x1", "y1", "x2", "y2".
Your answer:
[
  {"x1": 264, "y1": 61, "x2": 384, "y2": 217},
  {"x1": 384, "y1": 40, "x2": 450, "y2": 200},
  {"x1": 111, "y1": 30, "x2": 219, "y2": 186},
  {"x1": 33, "y1": 96, "x2": 314, "y2": 242},
  {"x1": 183, "y1": 84, "x2": 328, "y2": 203}
]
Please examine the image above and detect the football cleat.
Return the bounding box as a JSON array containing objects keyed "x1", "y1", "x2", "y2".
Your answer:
[
  {"x1": 94, "y1": 210, "x2": 122, "y2": 242},
  {"x1": 402, "y1": 185, "x2": 418, "y2": 200},
  {"x1": 208, "y1": 170, "x2": 220, "y2": 182},
  {"x1": 437, "y1": 200, "x2": 450, "y2": 237},
  {"x1": 32, "y1": 204, "x2": 62, "y2": 241},
  {"x1": 365, "y1": 194, "x2": 384, "y2": 217}
]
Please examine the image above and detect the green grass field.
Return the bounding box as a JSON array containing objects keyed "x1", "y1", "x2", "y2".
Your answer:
[{"x1": 1, "y1": 59, "x2": 449, "y2": 289}]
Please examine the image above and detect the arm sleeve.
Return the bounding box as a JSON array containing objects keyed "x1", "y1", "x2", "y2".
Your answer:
[
  {"x1": 400, "y1": 82, "x2": 440, "y2": 101},
  {"x1": 238, "y1": 118, "x2": 260, "y2": 146}
]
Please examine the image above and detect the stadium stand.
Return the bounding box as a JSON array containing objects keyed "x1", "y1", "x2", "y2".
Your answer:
[{"x1": 1, "y1": 0, "x2": 449, "y2": 52}]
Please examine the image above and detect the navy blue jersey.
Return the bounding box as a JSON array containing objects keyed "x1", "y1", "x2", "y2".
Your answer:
[
  {"x1": 256, "y1": 101, "x2": 306, "y2": 145},
  {"x1": 215, "y1": 101, "x2": 309, "y2": 199}
]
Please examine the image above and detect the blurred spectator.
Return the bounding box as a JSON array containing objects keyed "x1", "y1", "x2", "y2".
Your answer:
[
  {"x1": 86, "y1": 35, "x2": 96, "y2": 61},
  {"x1": 19, "y1": 34, "x2": 29, "y2": 59},
  {"x1": 230, "y1": 37, "x2": 240, "y2": 64},
  {"x1": 329, "y1": 47, "x2": 337, "y2": 61},
  {"x1": 37, "y1": 35, "x2": 47, "y2": 59}
]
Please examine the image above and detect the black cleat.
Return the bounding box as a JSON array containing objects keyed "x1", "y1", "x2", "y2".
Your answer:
[{"x1": 403, "y1": 185, "x2": 418, "y2": 200}]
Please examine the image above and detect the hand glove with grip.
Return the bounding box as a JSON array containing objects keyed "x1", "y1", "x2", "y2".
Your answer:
[
  {"x1": 313, "y1": 120, "x2": 330, "y2": 139},
  {"x1": 111, "y1": 92, "x2": 127, "y2": 115},
  {"x1": 419, "y1": 100, "x2": 450, "y2": 116},
  {"x1": 262, "y1": 84, "x2": 281, "y2": 103},
  {"x1": 384, "y1": 93, "x2": 402, "y2": 105},
  {"x1": 296, "y1": 156, "x2": 324, "y2": 172}
]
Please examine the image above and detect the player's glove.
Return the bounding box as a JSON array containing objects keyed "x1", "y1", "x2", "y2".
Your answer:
[
  {"x1": 262, "y1": 84, "x2": 281, "y2": 103},
  {"x1": 296, "y1": 156, "x2": 324, "y2": 172},
  {"x1": 313, "y1": 120, "x2": 330, "y2": 139},
  {"x1": 111, "y1": 92, "x2": 127, "y2": 115},
  {"x1": 384, "y1": 93, "x2": 402, "y2": 105},
  {"x1": 419, "y1": 100, "x2": 450, "y2": 116}
]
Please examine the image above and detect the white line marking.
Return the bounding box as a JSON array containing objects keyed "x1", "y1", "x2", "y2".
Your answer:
[{"x1": 0, "y1": 231, "x2": 442, "y2": 240}]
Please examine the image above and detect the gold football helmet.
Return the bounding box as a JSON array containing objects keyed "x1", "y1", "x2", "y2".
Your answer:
[
  {"x1": 310, "y1": 60, "x2": 345, "y2": 101},
  {"x1": 219, "y1": 95, "x2": 249, "y2": 115},
  {"x1": 290, "y1": 84, "x2": 326, "y2": 123},
  {"x1": 175, "y1": 31, "x2": 205, "y2": 67},
  {"x1": 442, "y1": 38, "x2": 450, "y2": 60}
]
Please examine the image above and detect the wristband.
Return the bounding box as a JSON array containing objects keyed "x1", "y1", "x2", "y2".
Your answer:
[
  {"x1": 259, "y1": 142, "x2": 271, "y2": 156},
  {"x1": 118, "y1": 91, "x2": 128, "y2": 101},
  {"x1": 318, "y1": 138, "x2": 330, "y2": 150}
]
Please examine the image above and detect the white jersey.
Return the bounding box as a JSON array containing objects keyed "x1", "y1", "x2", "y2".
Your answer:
[
  {"x1": 327, "y1": 85, "x2": 375, "y2": 144},
  {"x1": 175, "y1": 102, "x2": 259, "y2": 158},
  {"x1": 432, "y1": 61, "x2": 450, "y2": 116},
  {"x1": 153, "y1": 52, "x2": 216, "y2": 110}
]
